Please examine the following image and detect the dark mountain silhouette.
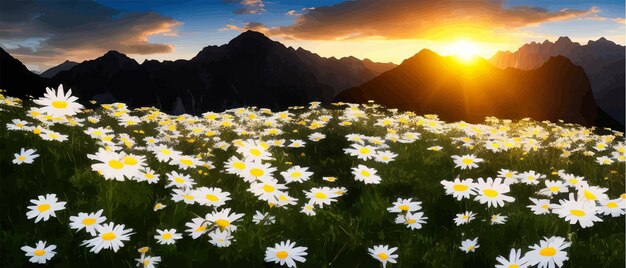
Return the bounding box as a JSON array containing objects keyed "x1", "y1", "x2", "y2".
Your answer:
[
  {"x1": 40, "y1": 60, "x2": 78, "y2": 78},
  {"x1": 490, "y1": 37, "x2": 625, "y2": 125},
  {"x1": 336, "y1": 49, "x2": 610, "y2": 128},
  {"x1": 2, "y1": 31, "x2": 395, "y2": 114},
  {"x1": 0, "y1": 48, "x2": 46, "y2": 98}
]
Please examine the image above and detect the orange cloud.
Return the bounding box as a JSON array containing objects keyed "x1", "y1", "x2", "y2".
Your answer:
[{"x1": 260, "y1": 0, "x2": 598, "y2": 41}]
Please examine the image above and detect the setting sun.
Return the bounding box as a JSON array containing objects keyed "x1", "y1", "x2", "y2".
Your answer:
[{"x1": 449, "y1": 40, "x2": 480, "y2": 62}]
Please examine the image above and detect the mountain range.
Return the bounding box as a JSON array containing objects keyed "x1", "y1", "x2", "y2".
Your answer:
[
  {"x1": 0, "y1": 31, "x2": 623, "y2": 129},
  {"x1": 336, "y1": 49, "x2": 605, "y2": 127},
  {"x1": 1, "y1": 31, "x2": 395, "y2": 114},
  {"x1": 490, "y1": 37, "x2": 624, "y2": 125}
]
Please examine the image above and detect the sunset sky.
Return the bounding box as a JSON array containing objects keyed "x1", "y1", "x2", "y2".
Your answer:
[{"x1": 1, "y1": 0, "x2": 624, "y2": 71}]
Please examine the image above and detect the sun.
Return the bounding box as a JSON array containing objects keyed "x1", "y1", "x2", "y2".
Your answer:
[{"x1": 450, "y1": 40, "x2": 480, "y2": 62}]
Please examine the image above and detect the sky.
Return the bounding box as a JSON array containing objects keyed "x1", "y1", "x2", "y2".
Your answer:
[{"x1": 0, "y1": 0, "x2": 624, "y2": 72}]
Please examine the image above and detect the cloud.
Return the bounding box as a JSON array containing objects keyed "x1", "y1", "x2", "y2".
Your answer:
[
  {"x1": 0, "y1": 0, "x2": 182, "y2": 70},
  {"x1": 261, "y1": 0, "x2": 598, "y2": 40},
  {"x1": 229, "y1": 0, "x2": 265, "y2": 15},
  {"x1": 221, "y1": 22, "x2": 270, "y2": 35}
]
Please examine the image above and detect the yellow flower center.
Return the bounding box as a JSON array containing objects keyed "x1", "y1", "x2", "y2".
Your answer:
[
  {"x1": 508, "y1": 265, "x2": 519, "y2": 268},
  {"x1": 467, "y1": 245, "x2": 475, "y2": 251},
  {"x1": 101, "y1": 232, "x2": 117, "y2": 241},
  {"x1": 607, "y1": 202, "x2": 618, "y2": 208},
  {"x1": 123, "y1": 156, "x2": 137, "y2": 165},
  {"x1": 276, "y1": 251, "x2": 289, "y2": 259},
  {"x1": 541, "y1": 204, "x2": 549, "y2": 209},
  {"x1": 174, "y1": 177, "x2": 185, "y2": 184},
  {"x1": 360, "y1": 170, "x2": 371, "y2": 177},
  {"x1": 215, "y1": 219, "x2": 230, "y2": 228},
  {"x1": 250, "y1": 168, "x2": 264, "y2": 177},
  {"x1": 17, "y1": 156, "x2": 26, "y2": 161},
  {"x1": 51, "y1": 100, "x2": 68, "y2": 109},
  {"x1": 539, "y1": 247, "x2": 556, "y2": 257},
  {"x1": 183, "y1": 195, "x2": 194, "y2": 200},
  {"x1": 161, "y1": 149, "x2": 171, "y2": 155},
  {"x1": 360, "y1": 147, "x2": 371, "y2": 154},
  {"x1": 34, "y1": 249, "x2": 46, "y2": 256},
  {"x1": 263, "y1": 184, "x2": 275, "y2": 193},
  {"x1": 37, "y1": 204, "x2": 51, "y2": 212},
  {"x1": 250, "y1": 148, "x2": 262, "y2": 156},
  {"x1": 195, "y1": 225, "x2": 207, "y2": 232},
  {"x1": 145, "y1": 173, "x2": 154, "y2": 179},
  {"x1": 549, "y1": 186, "x2": 560, "y2": 193},
  {"x1": 314, "y1": 192, "x2": 327, "y2": 199},
  {"x1": 453, "y1": 184, "x2": 468, "y2": 192},
  {"x1": 482, "y1": 189, "x2": 499, "y2": 197},
  {"x1": 180, "y1": 159, "x2": 193, "y2": 166},
  {"x1": 82, "y1": 218, "x2": 97, "y2": 225},
  {"x1": 569, "y1": 179, "x2": 578, "y2": 185},
  {"x1": 108, "y1": 160, "x2": 124, "y2": 169},
  {"x1": 143, "y1": 260, "x2": 151, "y2": 266},
  {"x1": 462, "y1": 158, "x2": 473, "y2": 165},
  {"x1": 583, "y1": 190, "x2": 597, "y2": 200},
  {"x1": 406, "y1": 218, "x2": 417, "y2": 224},
  {"x1": 233, "y1": 162, "x2": 246, "y2": 170},
  {"x1": 290, "y1": 172, "x2": 302, "y2": 178},
  {"x1": 206, "y1": 194, "x2": 219, "y2": 202},
  {"x1": 162, "y1": 233, "x2": 172, "y2": 240},
  {"x1": 398, "y1": 205, "x2": 409, "y2": 211},
  {"x1": 377, "y1": 252, "x2": 388, "y2": 260},
  {"x1": 570, "y1": 209, "x2": 586, "y2": 217}
]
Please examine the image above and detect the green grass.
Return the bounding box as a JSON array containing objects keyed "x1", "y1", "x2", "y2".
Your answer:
[{"x1": 0, "y1": 96, "x2": 624, "y2": 267}]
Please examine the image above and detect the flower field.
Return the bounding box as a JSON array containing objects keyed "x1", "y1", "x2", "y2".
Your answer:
[{"x1": 0, "y1": 86, "x2": 624, "y2": 267}]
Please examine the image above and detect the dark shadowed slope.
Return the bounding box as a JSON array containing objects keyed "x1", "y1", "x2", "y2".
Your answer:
[
  {"x1": 490, "y1": 37, "x2": 625, "y2": 125},
  {"x1": 0, "y1": 47, "x2": 46, "y2": 98},
  {"x1": 337, "y1": 49, "x2": 604, "y2": 127}
]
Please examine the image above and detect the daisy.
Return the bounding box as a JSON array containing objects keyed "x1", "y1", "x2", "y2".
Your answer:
[
  {"x1": 578, "y1": 185, "x2": 609, "y2": 202},
  {"x1": 154, "y1": 229, "x2": 182, "y2": 245},
  {"x1": 524, "y1": 236, "x2": 571, "y2": 268},
  {"x1": 440, "y1": 178, "x2": 475, "y2": 200},
  {"x1": 281, "y1": 166, "x2": 314, "y2": 184},
  {"x1": 135, "y1": 255, "x2": 161, "y2": 268},
  {"x1": 252, "y1": 210, "x2": 276, "y2": 225},
  {"x1": 153, "y1": 203, "x2": 166, "y2": 211},
  {"x1": 596, "y1": 156, "x2": 614, "y2": 165},
  {"x1": 12, "y1": 148, "x2": 39, "y2": 165},
  {"x1": 597, "y1": 198, "x2": 626, "y2": 217},
  {"x1": 40, "y1": 130, "x2": 68, "y2": 142},
  {"x1": 551, "y1": 193, "x2": 602, "y2": 228},
  {"x1": 375, "y1": 151, "x2": 398, "y2": 163},
  {"x1": 82, "y1": 222, "x2": 134, "y2": 253},
  {"x1": 304, "y1": 187, "x2": 340, "y2": 208},
  {"x1": 21, "y1": 241, "x2": 56, "y2": 264},
  {"x1": 69, "y1": 209, "x2": 107, "y2": 235},
  {"x1": 473, "y1": 177, "x2": 515, "y2": 208},
  {"x1": 249, "y1": 178, "x2": 288, "y2": 203},
  {"x1": 460, "y1": 238, "x2": 479, "y2": 253},
  {"x1": 387, "y1": 198, "x2": 422, "y2": 213},
  {"x1": 528, "y1": 198, "x2": 552, "y2": 215},
  {"x1": 308, "y1": 132, "x2": 326, "y2": 141},
  {"x1": 205, "y1": 208, "x2": 245, "y2": 232},
  {"x1": 490, "y1": 214, "x2": 508, "y2": 225},
  {"x1": 208, "y1": 229, "x2": 234, "y2": 247},
  {"x1": 150, "y1": 144, "x2": 181, "y2": 163},
  {"x1": 185, "y1": 217, "x2": 209, "y2": 239},
  {"x1": 301, "y1": 202, "x2": 316, "y2": 216},
  {"x1": 454, "y1": 211, "x2": 476, "y2": 226},
  {"x1": 395, "y1": 212, "x2": 428, "y2": 230},
  {"x1": 238, "y1": 140, "x2": 273, "y2": 162},
  {"x1": 352, "y1": 165, "x2": 382, "y2": 184},
  {"x1": 241, "y1": 161, "x2": 277, "y2": 182},
  {"x1": 497, "y1": 169, "x2": 518, "y2": 184},
  {"x1": 33, "y1": 84, "x2": 83, "y2": 117},
  {"x1": 224, "y1": 156, "x2": 248, "y2": 176},
  {"x1": 169, "y1": 154, "x2": 204, "y2": 170},
  {"x1": 323, "y1": 176, "x2": 338, "y2": 182},
  {"x1": 427, "y1": 146, "x2": 443, "y2": 151},
  {"x1": 287, "y1": 139, "x2": 306, "y2": 148},
  {"x1": 368, "y1": 245, "x2": 398, "y2": 268},
  {"x1": 88, "y1": 149, "x2": 141, "y2": 181},
  {"x1": 265, "y1": 240, "x2": 308, "y2": 268},
  {"x1": 538, "y1": 180, "x2": 568, "y2": 197},
  {"x1": 26, "y1": 193, "x2": 66, "y2": 223},
  {"x1": 171, "y1": 188, "x2": 196, "y2": 205},
  {"x1": 495, "y1": 248, "x2": 528, "y2": 268},
  {"x1": 165, "y1": 171, "x2": 196, "y2": 189},
  {"x1": 344, "y1": 143, "x2": 378, "y2": 160},
  {"x1": 194, "y1": 187, "x2": 231, "y2": 207},
  {"x1": 518, "y1": 171, "x2": 545, "y2": 185},
  {"x1": 451, "y1": 154, "x2": 483, "y2": 169},
  {"x1": 6, "y1": 119, "x2": 31, "y2": 131},
  {"x1": 136, "y1": 168, "x2": 160, "y2": 184}
]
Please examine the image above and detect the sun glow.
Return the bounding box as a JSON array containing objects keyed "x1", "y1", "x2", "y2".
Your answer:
[{"x1": 449, "y1": 40, "x2": 480, "y2": 62}]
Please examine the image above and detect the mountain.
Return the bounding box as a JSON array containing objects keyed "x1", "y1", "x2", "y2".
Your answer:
[
  {"x1": 40, "y1": 60, "x2": 79, "y2": 78},
  {"x1": 0, "y1": 47, "x2": 46, "y2": 98},
  {"x1": 490, "y1": 37, "x2": 625, "y2": 125},
  {"x1": 336, "y1": 49, "x2": 605, "y2": 127},
  {"x1": 0, "y1": 31, "x2": 394, "y2": 114}
]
